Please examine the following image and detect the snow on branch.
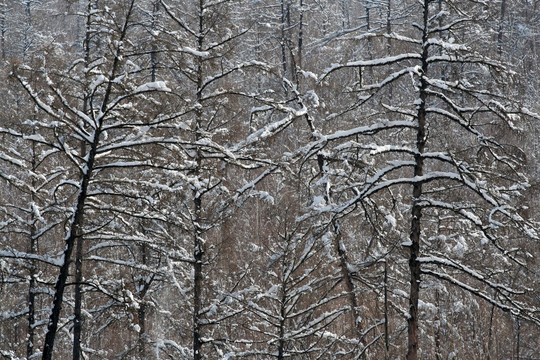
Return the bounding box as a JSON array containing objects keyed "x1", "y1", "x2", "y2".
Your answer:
[
  {"x1": 422, "y1": 269, "x2": 540, "y2": 325},
  {"x1": 320, "y1": 53, "x2": 422, "y2": 81},
  {"x1": 418, "y1": 255, "x2": 525, "y2": 295}
]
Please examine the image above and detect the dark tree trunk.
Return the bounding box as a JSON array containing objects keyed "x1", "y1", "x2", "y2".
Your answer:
[
  {"x1": 42, "y1": 3, "x2": 135, "y2": 358},
  {"x1": 193, "y1": 3, "x2": 205, "y2": 358},
  {"x1": 73, "y1": 236, "x2": 84, "y2": 360},
  {"x1": 297, "y1": 0, "x2": 303, "y2": 69},
  {"x1": 42, "y1": 140, "x2": 97, "y2": 360},
  {"x1": 497, "y1": 0, "x2": 506, "y2": 55},
  {"x1": 384, "y1": 261, "x2": 390, "y2": 360},
  {"x1": 406, "y1": 2, "x2": 429, "y2": 359}
]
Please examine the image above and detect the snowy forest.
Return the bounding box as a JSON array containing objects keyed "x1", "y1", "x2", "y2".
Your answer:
[{"x1": 0, "y1": 0, "x2": 539, "y2": 359}]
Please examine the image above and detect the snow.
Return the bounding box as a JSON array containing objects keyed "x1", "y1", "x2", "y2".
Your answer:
[
  {"x1": 89, "y1": 74, "x2": 107, "y2": 92},
  {"x1": 135, "y1": 81, "x2": 171, "y2": 93},
  {"x1": 452, "y1": 236, "x2": 468, "y2": 258},
  {"x1": 385, "y1": 214, "x2": 397, "y2": 229},
  {"x1": 322, "y1": 53, "x2": 422, "y2": 77},
  {"x1": 180, "y1": 46, "x2": 209, "y2": 57}
]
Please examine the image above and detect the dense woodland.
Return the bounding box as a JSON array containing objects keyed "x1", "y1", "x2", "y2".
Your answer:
[{"x1": 0, "y1": 0, "x2": 539, "y2": 359}]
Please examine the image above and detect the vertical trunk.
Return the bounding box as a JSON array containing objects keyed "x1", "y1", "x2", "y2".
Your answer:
[
  {"x1": 193, "y1": 2, "x2": 205, "y2": 359},
  {"x1": 27, "y1": 142, "x2": 37, "y2": 359},
  {"x1": 333, "y1": 231, "x2": 362, "y2": 337},
  {"x1": 73, "y1": 236, "x2": 84, "y2": 360},
  {"x1": 277, "y1": 285, "x2": 287, "y2": 360},
  {"x1": 406, "y1": 2, "x2": 429, "y2": 359},
  {"x1": 384, "y1": 261, "x2": 389, "y2": 360},
  {"x1": 280, "y1": 0, "x2": 288, "y2": 77},
  {"x1": 27, "y1": 239, "x2": 36, "y2": 359},
  {"x1": 386, "y1": 0, "x2": 392, "y2": 55},
  {"x1": 42, "y1": 3, "x2": 135, "y2": 358},
  {"x1": 73, "y1": 4, "x2": 93, "y2": 357},
  {"x1": 138, "y1": 242, "x2": 148, "y2": 360},
  {"x1": 138, "y1": 34, "x2": 159, "y2": 359},
  {"x1": 138, "y1": 303, "x2": 147, "y2": 359},
  {"x1": 277, "y1": 236, "x2": 290, "y2": 360},
  {"x1": 42, "y1": 129, "x2": 100, "y2": 360},
  {"x1": 0, "y1": 2, "x2": 6, "y2": 60},
  {"x1": 434, "y1": 291, "x2": 442, "y2": 360},
  {"x1": 364, "y1": 6, "x2": 373, "y2": 80},
  {"x1": 365, "y1": 6, "x2": 370, "y2": 32},
  {"x1": 193, "y1": 222, "x2": 203, "y2": 360},
  {"x1": 316, "y1": 151, "x2": 363, "y2": 342},
  {"x1": 486, "y1": 303, "x2": 494, "y2": 359},
  {"x1": 497, "y1": 0, "x2": 506, "y2": 56},
  {"x1": 23, "y1": 0, "x2": 33, "y2": 57},
  {"x1": 297, "y1": 0, "x2": 303, "y2": 69},
  {"x1": 340, "y1": 0, "x2": 350, "y2": 28},
  {"x1": 515, "y1": 317, "x2": 520, "y2": 360},
  {"x1": 150, "y1": 0, "x2": 160, "y2": 82}
]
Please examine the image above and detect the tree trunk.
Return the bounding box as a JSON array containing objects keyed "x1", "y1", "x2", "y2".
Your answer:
[
  {"x1": 280, "y1": 0, "x2": 289, "y2": 77},
  {"x1": 406, "y1": 2, "x2": 429, "y2": 359},
  {"x1": 42, "y1": 3, "x2": 135, "y2": 357},
  {"x1": 297, "y1": 0, "x2": 304, "y2": 69},
  {"x1": 73, "y1": 4, "x2": 94, "y2": 356},
  {"x1": 386, "y1": 0, "x2": 392, "y2": 55},
  {"x1": 0, "y1": 1, "x2": 6, "y2": 60},
  {"x1": 73, "y1": 236, "x2": 84, "y2": 360},
  {"x1": 193, "y1": 3, "x2": 205, "y2": 358},
  {"x1": 497, "y1": 0, "x2": 506, "y2": 56},
  {"x1": 27, "y1": 145, "x2": 37, "y2": 359},
  {"x1": 384, "y1": 261, "x2": 389, "y2": 360},
  {"x1": 42, "y1": 138, "x2": 97, "y2": 360}
]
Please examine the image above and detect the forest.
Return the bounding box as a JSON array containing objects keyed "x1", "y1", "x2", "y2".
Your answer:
[{"x1": 0, "y1": 0, "x2": 539, "y2": 359}]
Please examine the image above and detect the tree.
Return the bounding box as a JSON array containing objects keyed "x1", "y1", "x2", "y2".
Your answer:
[
  {"x1": 305, "y1": 0, "x2": 540, "y2": 358},
  {"x1": 11, "y1": 0, "x2": 181, "y2": 357}
]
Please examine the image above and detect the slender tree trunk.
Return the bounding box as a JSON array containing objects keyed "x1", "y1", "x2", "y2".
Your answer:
[
  {"x1": 138, "y1": 242, "x2": 148, "y2": 359},
  {"x1": 315, "y1": 143, "x2": 363, "y2": 343},
  {"x1": 384, "y1": 261, "x2": 389, "y2": 360},
  {"x1": 193, "y1": 199, "x2": 203, "y2": 360},
  {"x1": 193, "y1": 2, "x2": 205, "y2": 358},
  {"x1": 150, "y1": 0, "x2": 159, "y2": 82},
  {"x1": 434, "y1": 290, "x2": 442, "y2": 360},
  {"x1": 515, "y1": 317, "x2": 520, "y2": 360},
  {"x1": 73, "y1": 4, "x2": 94, "y2": 357},
  {"x1": 277, "y1": 280, "x2": 287, "y2": 360},
  {"x1": 341, "y1": 0, "x2": 350, "y2": 29},
  {"x1": 73, "y1": 236, "x2": 84, "y2": 360},
  {"x1": 406, "y1": 2, "x2": 429, "y2": 359},
  {"x1": 297, "y1": 0, "x2": 303, "y2": 69},
  {"x1": 137, "y1": 5, "x2": 159, "y2": 358},
  {"x1": 280, "y1": 0, "x2": 288, "y2": 77},
  {"x1": 138, "y1": 303, "x2": 147, "y2": 359},
  {"x1": 27, "y1": 237, "x2": 37, "y2": 359},
  {"x1": 42, "y1": 3, "x2": 135, "y2": 358},
  {"x1": 386, "y1": 0, "x2": 392, "y2": 55},
  {"x1": 42, "y1": 129, "x2": 99, "y2": 360},
  {"x1": 487, "y1": 303, "x2": 494, "y2": 360},
  {"x1": 497, "y1": 0, "x2": 506, "y2": 56},
  {"x1": 333, "y1": 230, "x2": 362, "y2": 336},
  {"x1": 27, "y1": 142, "x2": 37, "y2": 359},
  {"x1": 0, "y1": 1, "x2": 6, "y2": 60}
]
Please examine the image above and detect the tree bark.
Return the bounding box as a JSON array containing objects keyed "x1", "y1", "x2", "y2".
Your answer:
[
  {"x1": 193, "y1": 2, "x2": 205, "y2": 358},
  {"x1": 42, "y1": 2, "x2": 135, "y2": 358},
  {"x1": 27, "y1": 141, "x2": 37, "y2": 359},
  {"x1": 406, "y1": 2, "x2": 429, "y2": 359},
  {"x1": 73, "y1": 236, "x2": 84, "y2": 360},
  {"x1": 384, "y1": 261, "x2": 390, "y2": 360},
  {"x1": 497, "y1": 0, "x2": 506, "y2": 56}
]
